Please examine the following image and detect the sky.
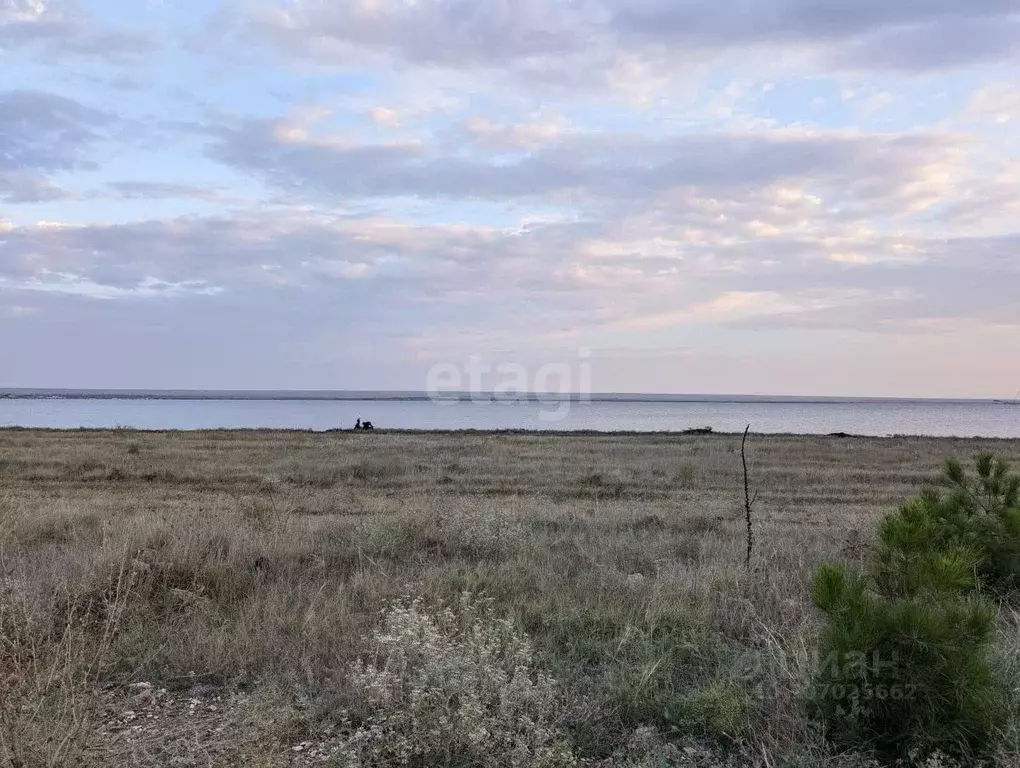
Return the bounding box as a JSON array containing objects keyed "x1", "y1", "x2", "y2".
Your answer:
[{"x1": 1, "y1": 0, "x2": 1019, "y2": 398}]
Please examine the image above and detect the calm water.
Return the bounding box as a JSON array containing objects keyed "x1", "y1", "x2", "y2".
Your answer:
[{"x1": 1, "y1": 396, "x2": 1018, "y2": 437}]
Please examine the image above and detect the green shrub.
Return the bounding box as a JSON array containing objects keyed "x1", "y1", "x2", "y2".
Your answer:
[
  {"x1": 809, "y1": 452, "x2": 1018, "y2": 761},
  {"x1": 874, "y1": 454, "x2": 1020, "y2": 597},
  {"x1": 811, "y1": 563, "x2": 1003, "y2": 760}
]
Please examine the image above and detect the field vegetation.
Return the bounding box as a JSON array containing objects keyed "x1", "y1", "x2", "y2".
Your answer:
[{"x1": 2, "y1": 428, "x2": 1020, "y2": 766}]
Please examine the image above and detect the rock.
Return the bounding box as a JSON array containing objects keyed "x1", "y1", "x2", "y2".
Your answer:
[{"x1": 188, "y1": 682, "x2": 219, "y2": 699}]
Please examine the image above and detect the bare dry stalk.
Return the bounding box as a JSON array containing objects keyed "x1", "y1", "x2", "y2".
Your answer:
[{"x1": 741, "y1": 424, "x2": 758, "y2": 570}]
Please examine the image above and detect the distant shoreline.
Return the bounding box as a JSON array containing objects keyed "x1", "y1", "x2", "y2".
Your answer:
[
  {"x1": 0, "y1": 389, "x2": 1005, "y2": 406},
  {"x1": 2, "y1": 426, "x2": 1019, "y2": 441}
]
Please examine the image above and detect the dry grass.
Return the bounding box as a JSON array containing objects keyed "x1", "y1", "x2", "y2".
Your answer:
[{"x1": 1, "y1": 428, "x2": 1019, "y2": 766}]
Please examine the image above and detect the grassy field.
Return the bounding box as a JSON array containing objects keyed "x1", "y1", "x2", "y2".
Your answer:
[{"x1": 2, "y1": 428, "x2": 1020, "y2": 766}]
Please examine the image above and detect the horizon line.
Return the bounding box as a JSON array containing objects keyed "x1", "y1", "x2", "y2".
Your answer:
[{"x1": 1, "y1": 387, "x2": 1015, "y2": 404}]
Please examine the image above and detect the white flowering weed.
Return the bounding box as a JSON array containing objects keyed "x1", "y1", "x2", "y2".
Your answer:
[{"x1": 335, "y1": 592, "x2": 575, "y2": 768}]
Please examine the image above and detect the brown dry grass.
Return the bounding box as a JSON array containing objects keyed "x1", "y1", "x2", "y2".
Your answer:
[{"x1": 2, "y1": 429, "x2": 1019, "y2": 766}]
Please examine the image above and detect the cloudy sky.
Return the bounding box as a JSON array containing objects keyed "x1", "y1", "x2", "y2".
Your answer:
[{"x1": 2, "y1": 0, "x2": 1018, "y2": 397}]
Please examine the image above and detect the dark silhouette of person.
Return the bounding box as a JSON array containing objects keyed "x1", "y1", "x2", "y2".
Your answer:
[{"x1": 355, "y1": 418, "x2": 362, "y2": 430}]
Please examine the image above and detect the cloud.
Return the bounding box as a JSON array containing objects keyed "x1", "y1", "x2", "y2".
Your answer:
[
  {"x1": 0, "y1": 89, "x2": 112, "y2": 173},
  {"x1": 0, "y1": 0, "x2": 152, "y2": 60},
  {"x1": 1, "y1": 1, "x2": 1017, "y2": 395},
  {"x1": 2, "y1": 204, "x2": 1015, "y2": 334},
  {"x1": 0, "y1": 171, "x2": 72, "y2": 203},
  {"x1": 1, "y1": 199, "x2": 1016, "y2": 393},
  {"x1": 208, "y1": 115, "x2": 963, "y2": 212},
  {"x1": 243, "y1": 0, "x2": 593, "y2": 68},
  {"x1": 460, "y1": 116, "x2": 565, "y2": 150},
  {"x1": 368, "y1": 107, "x2": 402, "y2": 128},
  {"x1": 0, "y1": 272, "x2": 223, "y2": 300},
  {"x1": 827, "y1": 16, "x2": 1020, "y2": 71},
  {"x1": 964, "y1": 83, "x2": 1020, "y2": 125},
  {"x1": 613, "y1": 0, "x2": 1019, "y2": 68},
  {"x1": 0, "y1": 89, "x2": 115, "y2": 202},
  {"x1": 242, "y1": 0, "x2": 1020, "y2": 80}
]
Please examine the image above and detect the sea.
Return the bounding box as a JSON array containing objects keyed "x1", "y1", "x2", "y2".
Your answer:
[{"x1": 1, "y1": 390, "x2": 1018, "y2": 437}]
